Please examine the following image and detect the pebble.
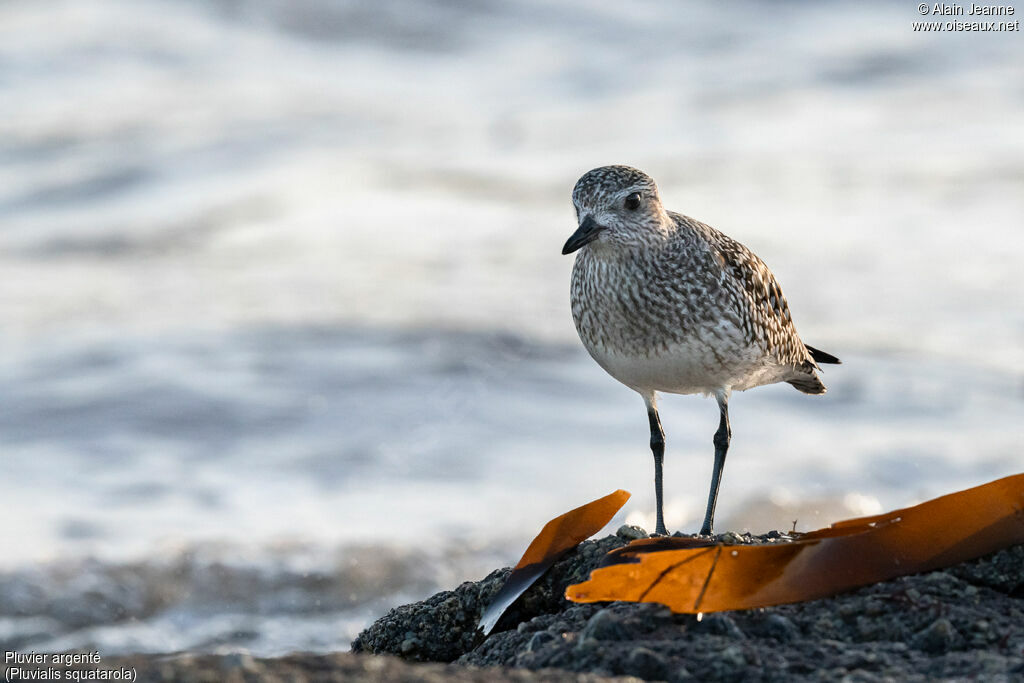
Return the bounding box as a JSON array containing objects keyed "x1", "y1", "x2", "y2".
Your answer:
[
  {"x1": 578, "y1": 609, "x2": 628, "y2": 643},
  {"x1": 623, "y1": 647, "x2": 669, "y2": 680},
  {"x1": 719, "y1": 644, "x2": 747, "y2": 668},
  {"x1": 695, "y1": 613, "x2": 746, "y2": 639},
  {"x1": 400, "y1": 637, "x2": 422, "y2": 654},
  {"x1": 525, "y1": 631, "x2": 556, "y2": 653},
  {"x1": 763, "y1": 614, "x2": 800, "y2": 642},
  {"x1": 616, "y1": 524, "x2": 648, "y2": 541},
  {"x1": 911, "y1": 617, "x2": 962, "y2": 654}
]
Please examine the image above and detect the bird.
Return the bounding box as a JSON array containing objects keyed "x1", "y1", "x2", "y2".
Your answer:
[{"x1": 562, "y1": 165, "x2": 839, "y2": 536}]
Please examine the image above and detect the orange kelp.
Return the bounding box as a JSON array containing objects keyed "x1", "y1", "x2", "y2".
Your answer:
[
  {"x1": 479, "y1": 489, "x2": 630, "y2": 635},
  {"x1": 567, "y1": 473, "x2": 1024, "y2": 613}
]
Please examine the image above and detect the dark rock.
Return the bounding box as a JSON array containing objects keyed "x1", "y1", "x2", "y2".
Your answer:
[
  {"x1": 525, "y1": 630, "x2": 557, "y2": 652},
  {"x1": 949, "y1": 543, "x2": 1024, "y2": 594},
  {"x1": 61, "y1": 653, "x2": 634, "y2": 682},
  {"x1": 579, "y1": 609, "x2": 629, "y2": 643},
  {"x1": 670, "y1": 665, "x2": 696, "y2": 682},
  {"x1": 615, "y1": 524, "x2": 648, "y2": 541},
  {"x1": 620, "y1": 647, "x2": 668, "y2": 680},
  {"x1": 350, "y1": 567, "x2": 509, "y2": 661},
  {"x1": 911, "y1": 617, "x2": 963, "y2": 654},
  {"x1": 353, "y1": 535, "x2": 626, "y2": 662},
  {"x1": 762, "y1": 614, "x2": 800, "y2": 642},
  {"x1": 354, "y1": 535, "x2": 1024, "y2": 680},
  {"x1": 692, "y1": 613, "x2": 745, "y2": 639}
]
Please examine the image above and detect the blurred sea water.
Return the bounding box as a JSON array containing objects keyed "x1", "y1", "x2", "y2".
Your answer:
[{"x1": 1, "y1": 0, "x2": 1023, "y2": 656}]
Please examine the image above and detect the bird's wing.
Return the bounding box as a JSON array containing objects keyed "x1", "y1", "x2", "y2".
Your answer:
[
  {"x1": 689, "y1": 219, "x2": 812, "y2": 367},
  {"x1": 712, "y1": 233, "x2": 794, "y2": 326}
]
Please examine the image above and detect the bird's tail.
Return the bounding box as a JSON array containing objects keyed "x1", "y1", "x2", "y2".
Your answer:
[
  {"x1": 788, "y1": 343, "x2": 839, "y2": 394},
  {"x1": 787, "y1": 374, "x2": 827, "y2": 395},
  {"x1": 805, "y1": 344, "x2": 841, "y2": 365}
]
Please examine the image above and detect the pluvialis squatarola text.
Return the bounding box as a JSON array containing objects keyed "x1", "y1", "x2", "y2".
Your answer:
[{"x1": 562, "y1": 165, "x2": 840, "y2": 536}]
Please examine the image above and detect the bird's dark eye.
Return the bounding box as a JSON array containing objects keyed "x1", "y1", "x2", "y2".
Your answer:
[{"x1": 624, "y1": 192, "x2": 641, "y2": 211}]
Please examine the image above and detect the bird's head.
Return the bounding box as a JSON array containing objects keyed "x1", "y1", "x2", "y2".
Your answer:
[{"x1": 562, "y1": 165, "x2": 669, "y2": 255}]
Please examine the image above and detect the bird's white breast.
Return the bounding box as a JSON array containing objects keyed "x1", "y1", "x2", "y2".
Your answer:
[{"x1": 584, "y1": 326, "x2": 780, "y2": 396}]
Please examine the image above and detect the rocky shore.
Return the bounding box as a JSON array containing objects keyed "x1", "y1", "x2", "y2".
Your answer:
[
  {"x1": 21, "y1": 528, "x2": 1023, "y2": 682},
  {"x1": 352, "y1": 527, "x2": 1024, "y2": 681},
  {"x1": 38, "y1": 651, "x2": 632, "y2": 682}
]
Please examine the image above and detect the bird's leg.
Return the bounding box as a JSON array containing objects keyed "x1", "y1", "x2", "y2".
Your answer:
[
  {"x1": 699, "y1": 394, "x2": 731, "y2": 536},
  {"x1": 646, "y1": 400, "x2": 668, "y2": 536}
]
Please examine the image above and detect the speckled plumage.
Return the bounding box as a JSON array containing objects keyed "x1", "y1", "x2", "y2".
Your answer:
[
  {"x1": 563, "y1": 165, "x2": 839, "y2": 535},
  {"x1": 569, "y1": 165, "x2": 826, "y2": 398}
]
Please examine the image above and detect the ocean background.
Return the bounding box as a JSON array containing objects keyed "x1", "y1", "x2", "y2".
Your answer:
[{"x1": 2, "y1": 0, "x2": 1022, "y2": 657}]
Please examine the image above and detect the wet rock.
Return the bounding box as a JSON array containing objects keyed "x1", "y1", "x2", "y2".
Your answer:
[
  {"x1": 719, "y1": 644, "x2": 747, "y2": 668},
  {"x1": 615, "y1": 524, "x2": 648, "y2": 541},
  {"x1": 703, "y1": 644, "x2": 750, "y2": 680},
  {"x1": 672, "y1": 667, "x2": 696, "y2": 683},
  {"x1": 911, "y1": 617, "x2": 963, "y2": 653},
  {"x1": 353, "y1": 535, "x2": 626, "y2": 661},
  {"x1": 67, "y1": 653, "x2": 633, "y2": 682},
  {"x1": 355, "y1": 535, "x2": 1024, "y2": 680},
  {"x1": 762, "y1": 614, "x2": 800, "y2": 642},
  {"x1": 838, "y1": 671, "x2": 885, "y2": 683},
  {"x1": 621, "y1": 647, "x2": 668, "y2": 680},
  {"x1": 692, "y1": 613, "x2": 745, "y2": 639},
  {"x1": 350, "y1": 567, "x2": 508, "y2": 661},
  {"x1": 720, "y1": 531, "x2": 744, "y2": 544},
  {"x1": 525, "y1": 631, "x2": 556, "y2": 652},
  {"x1": 579, "y1": 609, "x2": 629, "y2": 643},
  {"x1": 949, "y1": 543, "x2": 1024, "y2": 594}
]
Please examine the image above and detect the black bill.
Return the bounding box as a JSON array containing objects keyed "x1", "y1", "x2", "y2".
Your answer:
[{"x1": 561, "y1": 215, "x2": 605, "y2": 254}]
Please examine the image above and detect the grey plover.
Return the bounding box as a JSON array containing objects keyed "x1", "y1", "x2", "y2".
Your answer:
[{"x1": 562, "y1": 165, "x2": 839, "y2": 536}]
